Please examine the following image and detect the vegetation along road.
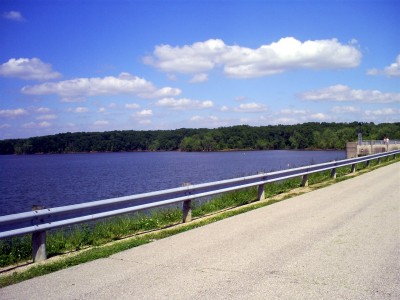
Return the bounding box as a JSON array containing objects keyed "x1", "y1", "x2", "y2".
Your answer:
[{"x1": 1, "y1": 162, "x2": 399, "y2": 299}]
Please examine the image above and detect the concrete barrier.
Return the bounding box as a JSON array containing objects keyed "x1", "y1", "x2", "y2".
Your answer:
[{"x1": 346, "y1": 140, "x2": 400, "y2": 158}]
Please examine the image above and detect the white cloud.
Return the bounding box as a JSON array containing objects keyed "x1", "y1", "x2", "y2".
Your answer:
[
  {"x1": 143, "y1": 39, "x2": 225, "y2": 74},
  {"x1": 280, "y1": 109, "x2": 307, "y2": 115},
  {"x1": 156, "y1": 98, "x2": 214, "y2": 110},
  {"x1": 189, "y1": 73, "x2": 208, "y2": 83},
  {"x1": 310, "y1": 113, "x2": 328, "y2": 120},
  {"x1": 190, "y1": 115, "x2": 219, "y2": 122},
  {"x1": 0, "y1": 58, "x2": 61, "y2": 81},
  {"x1": 2, "y1": 11, "x2": 26, "y2": 22},
  {"x1": 93, "y1": 120, "x2": 110, "y2": 126},
  {"x1": 331, "y1": 106, "x2": 359, "y2": 113},
  {"x1": 0, "y1": 124, "x2": 11, "y2": 129},
  {"x1": 21, "y1": 72, "x2": 181, "y2": 99},
  {"x1": 300, "y1": 84, "x2": 400, "y2": 103},
  {"x1": 144, "y1": 37, "x2": 361, "y2": 78},
  {"x1": 36, "y1": 114, "x2": 57, "y2": 120},
  {"x1": 22, "y1": 121, "x2": 51, "y2": 128},
  {"x1": 35, "y1": 107, "x2": 52, "y2": 113},
  {"x1": 68, "y1": 107, "x2": 88, "y2": 113},
  {"x1": 270, "y1": 109, "x2": 333, "y2": 124},
  {"x1": 98, "y1": 107, "x2": 106, "y2": 113},
  {"x1": 233, "y1": 102, "x2": 267, "y2": 113},
  {"x1": 0, "y1": 108, "x2": 28, "y2": 118},
  {"x1": 136, "y1": 109, "x2": 153, "y2": 117},
  {"x1": 61, "y1": 97, "x2": 86, "y2": 103},
  {"x1": 125, "y1": 103, "x2": 140, "y2": 109},
  {"x1": 367, "y1": 54, "x2": 400, "y2": 77},
  {"x1": 364, "y1": 108, "x2": 400, "y2": 116},
  {"x1": 189, "y1": 115, "x2": 226, "y2": 127}
]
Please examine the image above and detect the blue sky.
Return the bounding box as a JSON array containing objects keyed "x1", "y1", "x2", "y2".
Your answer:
[{"x1": 0, "y1": 0, "x2": 399, "y2": 139}]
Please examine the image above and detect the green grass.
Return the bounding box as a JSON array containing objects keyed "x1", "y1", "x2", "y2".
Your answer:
[{"x1": 1, "y1": 154, "x2": 398, "y2": 287}]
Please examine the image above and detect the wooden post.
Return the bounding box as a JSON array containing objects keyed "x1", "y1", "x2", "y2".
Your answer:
[
  {"x1": 300, "y1": 174, "x2": 308, "y2": 187},
  {"x1": 182, "y1": 183, "x2": 192, "y2": 223},
  {"x1": 330, "y1": 168, "x2": 337, "y2": 179},
  {"x1": 32, "y1": 205, "x2": 47, "y2": 262}
]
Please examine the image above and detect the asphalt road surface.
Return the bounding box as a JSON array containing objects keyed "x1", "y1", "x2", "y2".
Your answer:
[{"x1": 1, "y1": 162, "x2": 399, "y2": 299}]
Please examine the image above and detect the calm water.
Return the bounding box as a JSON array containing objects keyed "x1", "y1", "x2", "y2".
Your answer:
[{"x1": 0, "y1": 150, "x2": 345, "y2": 216}]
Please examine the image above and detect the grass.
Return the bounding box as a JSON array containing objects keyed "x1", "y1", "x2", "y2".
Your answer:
[{"x1": 1, "y1": 154, "x2": 398, "y2": 287}]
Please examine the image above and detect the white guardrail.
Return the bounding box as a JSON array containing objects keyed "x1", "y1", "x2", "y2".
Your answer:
[{"x1": 0, "y1": 150, "x2": 399, "y2": 262}]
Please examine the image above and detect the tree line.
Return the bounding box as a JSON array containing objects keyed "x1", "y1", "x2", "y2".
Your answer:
[{"x1": 0, "y1": 122, "x2": 399, "y2": 155}]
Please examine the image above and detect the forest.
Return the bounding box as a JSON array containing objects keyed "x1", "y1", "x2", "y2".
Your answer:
[{"x1": 0, "y1": 122, "x2": 399, "y2": 155}]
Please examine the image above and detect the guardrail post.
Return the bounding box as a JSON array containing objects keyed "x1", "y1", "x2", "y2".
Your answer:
[
  {"x1": 300, "y1": 174, "x2": 308, "y2": 187},
  {"x1": 257, "y1": 184, "x2": 265, "y2": 201},
  {"x1": 257, "y1": 172, "x2": 265, "y2": 201},
  {"x1": 366, "y1": 160, "x2": 370, "y2": 167},
  {"x1": 32, "y1": 205, "x2": 47, "y2": 262},
  {"x1": 351, "y1": 163, "x2": 356, "y2": 173},
  {"x1": 182, "y1": 183, "x2": 192, "y2": 223},
  {"x1": 377, "y1": 157, "x2": 381, "y2": 164},
  {"x1": 330, "y1": 168, "x2": 337, "y2": 179}
]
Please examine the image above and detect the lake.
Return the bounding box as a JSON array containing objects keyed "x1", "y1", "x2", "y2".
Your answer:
[{"x1": 0, "y1": 150, "x2": 345, "y2": 216}]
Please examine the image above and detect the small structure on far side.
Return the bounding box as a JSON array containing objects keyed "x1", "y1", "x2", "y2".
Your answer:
[{"x1": 346, "y1": 124, "x2": 400, "y2": 158}]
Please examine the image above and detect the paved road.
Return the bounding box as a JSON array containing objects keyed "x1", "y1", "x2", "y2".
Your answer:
[{"x1": 1, "y1": 162, "x2": 399, "y2": 299}]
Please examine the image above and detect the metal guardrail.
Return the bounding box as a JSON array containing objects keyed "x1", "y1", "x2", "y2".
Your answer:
[
  {"x1": 358, "y1": 140, "x2": 400, "y2": 145},
  {"x1": 0, "y1": 149, "x2": 399, "y2": 262}
]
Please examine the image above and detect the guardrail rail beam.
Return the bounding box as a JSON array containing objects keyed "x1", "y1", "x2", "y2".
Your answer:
[{"x1": 1, "y1": 149, "x2": 399, "y2": 263}]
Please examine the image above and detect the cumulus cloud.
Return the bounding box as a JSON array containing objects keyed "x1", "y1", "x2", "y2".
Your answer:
[
  {"x1": 136, "y1": 109, "x2": 153, "y2": 117},
  {"x1": 189, "y1": 73, "x2": 208, "y2": 83},
  {"x1": 35, "y1": 107, "x2": 52, "y2": 113},
  {"x1": 67, "y1": 107, "x2": 88, "y2": 113},
  {"x1": 36, "y1": 114, "x2": 57, "y2": 120},
  {"x1": 189, "y1": 115, "x2": 226, "y2": 127},
  {"x1": 300, "y1": 84, "x2": 400, "y2": 103},
  {"x1": 125, "y1": 103, "x2": 140, "y2": 109},
  {"x1": 279, "y1": 109, "x2": 307, "y2": 115},
  {"x1": 144, "y1": 37, "x2": 361, "y2": 78},
  {"x1": 2, "y1": 11, "x2": 26, "y2": 22},
  {"x1": 0, "y1": 108, "x2": 28, "y2": 118},
  {"x1": 310, "y1": 113, "x2": 328, "y2": 120},
  {"x1": 233, "y1": 103, "x2": 267, "y2": 113},
  {"x1": 22, "y1": 121, "x2": 51, "y2": 128},
  {"x1": 61, "y1": 97, "x2": 86, "y2": 103},
  {"x1": 367, "y1": 54, "x2": 400, "y2": 77},
  {"x1": 0, "y1": 124, "x2": 11, "y2": 129},
  {"x1": 93, "y1": 120, "x2": 110, "y2": 126},
  {"x1": 364, "y1": 108, "x2": 400, "y2": 116},
  {"x1": 21, "y1": 72, "x2": 181, "y2": 99},
  {"x1": 0, "y1": 58, "x2": 61, "y2": 81},
  {"x1": 272, "y1": 109, "x2": 332, "y2": 124},
  {"x1": 156, "y1": 98, "x2": 214, "y2": 110},
  {"x1": 331, "y1": 106, "x2": 360, "y2": 113}
]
